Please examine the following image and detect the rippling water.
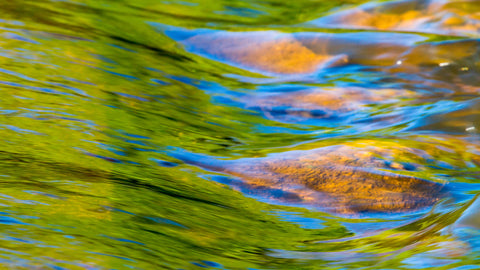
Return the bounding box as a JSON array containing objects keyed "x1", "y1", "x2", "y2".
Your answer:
[{"x1": 1, "y1": 0, "x2": 480, "y2": 269}]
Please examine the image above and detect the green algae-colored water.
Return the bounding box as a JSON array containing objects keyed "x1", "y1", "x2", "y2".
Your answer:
[{"x1": 1, "y1": 0, "x2": 480, "y2": 269}]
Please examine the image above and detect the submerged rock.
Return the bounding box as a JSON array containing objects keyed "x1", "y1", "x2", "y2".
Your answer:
[
  {"x1": 172, "y1": 141, "x2": 447, "y2": 214},
  {"x1": 178, "y1": 30, "x2": 426, "y2": 74},
  {"x1": 180, "y1": 29, "x2": 479, "y2": 81},
  {"x1": 241, "y1": 87, "x2": 417, "y2": 122},
  {"x1": 169, "y1": 13, "x2": 480, "y2": 83},
  {"x1": 313, "y1": 0, "x2": 480, "y2": 37},
  {"x1": 183, "y1": 31, "x2": 349, "y2": 74}
]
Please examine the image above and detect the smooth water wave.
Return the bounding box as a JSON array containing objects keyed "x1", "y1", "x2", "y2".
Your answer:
[{"x1": 0, "y1": 0, "x2": 479, "y2": 269}]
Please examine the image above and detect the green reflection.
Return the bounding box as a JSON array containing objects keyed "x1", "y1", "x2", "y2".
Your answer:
[{"x1": 0, "y1": 0, "x2": 478, "y2": 269}]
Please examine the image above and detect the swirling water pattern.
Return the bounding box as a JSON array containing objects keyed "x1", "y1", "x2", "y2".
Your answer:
[{"x1": 0, "y1": 0, "x2": 480, "y2": 269}]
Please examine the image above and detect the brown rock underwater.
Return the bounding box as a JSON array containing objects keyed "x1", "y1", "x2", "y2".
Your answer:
[{"x1": 171, "y1": 141, "x2": 447, "y2": 215}]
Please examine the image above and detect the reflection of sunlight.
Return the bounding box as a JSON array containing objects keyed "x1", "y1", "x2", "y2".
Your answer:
[{"x1": 466, "y1": 126, "x2": 476, "y2": 132}]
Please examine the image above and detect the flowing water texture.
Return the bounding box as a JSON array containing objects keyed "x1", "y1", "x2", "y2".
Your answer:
[{"x1": 1, "y1": 0, "x2": 480, "y2": 269}]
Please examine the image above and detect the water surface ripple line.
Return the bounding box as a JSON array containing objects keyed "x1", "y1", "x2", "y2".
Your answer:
[{"x1": 0, "y1": 0, "x2": 479, "y2": 269}]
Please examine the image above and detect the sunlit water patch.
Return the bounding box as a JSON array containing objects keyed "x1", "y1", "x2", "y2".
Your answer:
[{"x1": 0, "y1": 0, "x2": 479, "y2": 269}]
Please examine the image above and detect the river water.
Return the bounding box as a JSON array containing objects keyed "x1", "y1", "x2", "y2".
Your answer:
[{"x1": 1, "y1": 0, "x2": 480, "y2": 269}]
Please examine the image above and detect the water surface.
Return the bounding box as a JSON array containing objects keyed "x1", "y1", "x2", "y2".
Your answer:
[{"x1": 0, "y1": 0, "x2": 480, "y2": 269}]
